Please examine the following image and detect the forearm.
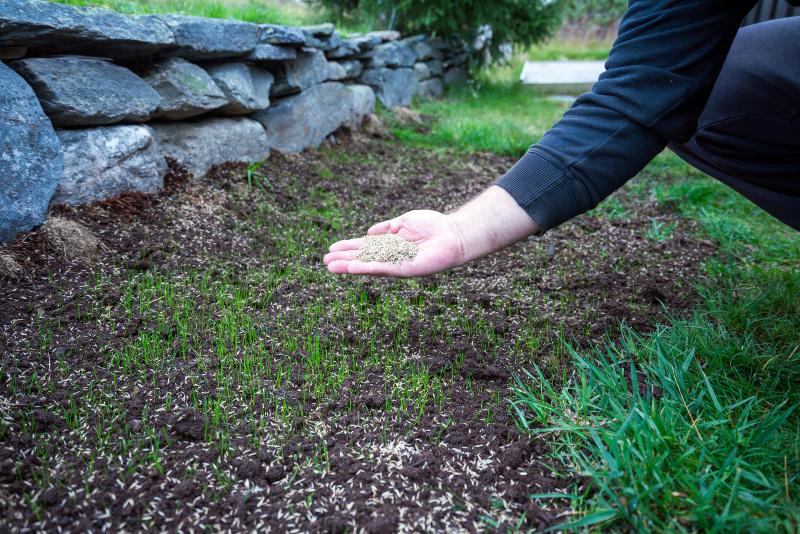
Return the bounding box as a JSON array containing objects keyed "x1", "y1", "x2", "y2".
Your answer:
[{"x1": 447, "y1": 185, "x2": 539, "y2": 264}]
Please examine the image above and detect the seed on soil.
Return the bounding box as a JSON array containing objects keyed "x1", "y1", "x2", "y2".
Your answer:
[{"x1": 357, "y1": 233, "x2": 419, "y2": 263}]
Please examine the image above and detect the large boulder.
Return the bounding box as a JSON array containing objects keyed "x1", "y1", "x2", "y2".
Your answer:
[
  {"x1": 258, "y1": 24, "x2": 306, "y2": 46},
  {"x1": 53, "y1": 125, "x2": 165, "y2": 206},
  {"x1": 12, "y1": 56, "x2": 160, "y2": 127},
  {"x1": 139, "y1": 14, "x2": 258, "y2": 60},
  {"x1": 417, "y1": 77, "x2": 444, "y2": 100},
  {"x1": 146, "y1": 58, "x2": 227, "y2": 120},
  {"x1": 0, "y1": 0, "x2": 174, "y2": 59},
  {"x1": 367, "y1": 40, "x2": 416, "y2": 68},
  {"x1": 358, "y1": 68, "x2": 417, "y2": 108},
  {"x1": 247, "y1": 44, "x2": 297, "y2": 62},
  {"x1": 252, "y1": 82, "x2": 375, "y2": 153},
  {"x1": 205, "y1": 63, "x2": 273, "y2": 115},
  {"x1": 0, "y1": 61, "x2": 62, "y2": 243},
  {"x1": 268, "y1": 49, "x2": 329, "y2": 97},
  {"x1": 150, "y1": 118, "x2": 269, "y2": 178}
]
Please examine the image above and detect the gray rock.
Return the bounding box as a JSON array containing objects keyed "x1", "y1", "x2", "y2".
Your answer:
[
  {"x1": 268, "y1": 48, "x2": 329, "y2": 97},
  {"x1": 365, "y1": 30, "x2": 401, "y2": 42},
  {"x1": 0, "y1": 0, "x2": 174, "y2": 59},
  {"x1": 312, "y1": 32, "x2": 342, "y2": 52},
  {"x1": 342, "y1": 84, "x2": 376, "y2": 129},
  {"x1": 0, "y1": 61, "x2": 62, "y2": 243},
  {"x1": 427, "y1": 37, "x2": 450, "y2": 49},
  {"x1": 444, "y1": 51, "x2": 469, "y2": 67},
  {"x1": 413, "y1": 62, "x2": 431, "y2": 81},
  {"x1": 151, "y1": 118, "x2": 269, "y2": 178},
  {"x1": 247, "y1": 43, "x2": 297, "y2": 62},
  {"x1": 358, "y1": 67, "x2": 417, "y2": 108},
  {"x1": 368, "y1": 40, "x2": 416, "y2": 68},
  {"x1": 350, "y1": 34, "x2": 382, "y2": 51},
  {"x1": 414, "y1": 39, "x2": 444, "y2": 61},
  {"x1": 338, "y1": 59, "x2": 363, "y2": 79},
  {"x1": 326, "y1": 39, "x2": 360, "y2": 59},
  {"x1": 444, "y1": 65, "x2": 468, "y2": 86},
  {"x1": 146, "y1": 58, "x2": 228, "y2": 120},
  {"x1": 253, "y1": 82, "x2": 374, "y2": 153},
  {"x1": 140, "y1": 14, "x2": 258, "y2": 60},
  {"x1": 327, "y1": 61, "x2": 348, "y2": 81},
  {"x1": 417, "y1": 77, "x2": 444, "y2": 100},
  {"x1": 299, "y1": 23, "x2": 335, "y2": 37},
  {"x1": 12, "y1": 56, "x2": 160, "y2": 127},
  {"x1": 425, "y1": 59, "x2": 444, "y2": 77},
  {"x1": 205, "y1": 63, "x2": 273, "y2": 115},
  {"x1": 258, "y1": 24, "x2": 306, "y2": 46},
  {"x1": 53, "y1": 125, "x2": 165, "y2": 206},
  {"x1": 399, "y1": 34, "x2": 427, "y2": 45}
]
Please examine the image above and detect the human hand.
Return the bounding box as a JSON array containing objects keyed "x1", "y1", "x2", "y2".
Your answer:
[
  {"x1": 323, "y1": 210, "x2": 466, "y2": 277},
  {"x1": 323, "y1": 186, "x2": 539, "y2": 278}
]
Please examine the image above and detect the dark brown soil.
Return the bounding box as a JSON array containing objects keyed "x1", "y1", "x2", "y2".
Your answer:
[{"x1": 0, "y1": 132, "x2": 714, "y2": 532}]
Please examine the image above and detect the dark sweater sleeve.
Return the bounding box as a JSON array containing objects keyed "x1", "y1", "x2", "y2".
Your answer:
[{"x1": 497, "y1": 0, "x2": 757, "y2": 232}]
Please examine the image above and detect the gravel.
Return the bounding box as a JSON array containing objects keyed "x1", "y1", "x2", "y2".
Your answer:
[{"x1": 358, "y1": 233, "x2": 418, "y2": 263}]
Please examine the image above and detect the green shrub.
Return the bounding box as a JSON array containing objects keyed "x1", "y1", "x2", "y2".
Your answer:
[{"x1": 315, "y1": 0, "x2": 563, "y2": 59}]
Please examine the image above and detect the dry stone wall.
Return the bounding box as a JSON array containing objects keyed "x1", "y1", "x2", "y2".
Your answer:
[{"x1": 0, "y1": 0, "x2": 470, "y2": 243}]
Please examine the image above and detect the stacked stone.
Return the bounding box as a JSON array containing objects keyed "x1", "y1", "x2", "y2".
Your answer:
[
  {"x1": 0, "y1": 0, "x2": 469, "y2": 243},
  {"x1": 323, "y1": 31, "x2": 465, "y2": 108}
]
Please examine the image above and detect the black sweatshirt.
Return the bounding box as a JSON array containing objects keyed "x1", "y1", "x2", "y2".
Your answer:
[{"x1": 496, "y1": 0, "x2": 772, "y2": 232}]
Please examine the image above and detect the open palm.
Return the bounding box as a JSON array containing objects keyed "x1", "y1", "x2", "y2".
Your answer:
[{"x1": 323, "y1": 210, "x2": 466, "y2": 277}]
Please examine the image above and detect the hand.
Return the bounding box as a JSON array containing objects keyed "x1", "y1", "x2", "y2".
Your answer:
[
  {"x1": 323, "y1": 210, "x2": 466, "y2": 277},
  {"x1": 323, "y1": 186, "x2": 539, "y2": 278}
]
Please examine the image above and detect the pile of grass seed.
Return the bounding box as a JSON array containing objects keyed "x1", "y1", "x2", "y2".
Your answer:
[{"x1": 358, "y1": 234, "x2": 418, "y2": 263}]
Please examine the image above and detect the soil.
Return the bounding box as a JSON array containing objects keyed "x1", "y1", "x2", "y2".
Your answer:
[{"x1": 0, "y1": 132, "x2": 714, "y2": 532}]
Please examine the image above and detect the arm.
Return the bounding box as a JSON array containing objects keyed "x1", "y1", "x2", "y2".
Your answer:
[{"x1": 498, "y1": 0, "x2": 756, "y2": 231}]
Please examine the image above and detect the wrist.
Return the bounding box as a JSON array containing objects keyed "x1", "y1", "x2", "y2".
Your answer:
[{"x1": 447, "y1": 186, "x2": 539, "y2": 263}]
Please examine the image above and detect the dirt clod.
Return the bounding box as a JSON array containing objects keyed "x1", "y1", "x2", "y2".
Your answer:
[
  {"x1": 40, "y1": 217, "x2": 103, "y2": 263},
  {"x1": 358, "y1": 233, "x2": 418, "y2": 263}
]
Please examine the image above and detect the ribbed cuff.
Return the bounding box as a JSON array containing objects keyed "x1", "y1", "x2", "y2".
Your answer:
[{"x1": 496, "y1": 148, "x2": 586, "y2": 234}]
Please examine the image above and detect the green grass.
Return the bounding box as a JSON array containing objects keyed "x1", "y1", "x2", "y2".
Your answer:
[
  {"x1": 525, "y1": 38, "x2": 612, "y2": 61},
  {"x1": 398, "y1": 55, "x2": 800, "y2": 530},
  {"x1": 48, "y1": 0, "x2": 325, "y2": 26}
]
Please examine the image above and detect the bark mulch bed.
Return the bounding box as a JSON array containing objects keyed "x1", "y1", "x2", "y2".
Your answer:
[{"x1": 0, "y1": 133, "x2": 714, "y2": 532}]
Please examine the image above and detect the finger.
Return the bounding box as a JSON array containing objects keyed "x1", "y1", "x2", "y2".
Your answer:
[
  {"x1": 326, "y1": 260, "x2": 403, "y2": 277},
  {"x1": 346, "y1": 260, "x2": 404, "y2": 277},
  {"x1": 328, "y1": 237, "x2": 365, "y2": 252},
  {"x1": 323, "y1": 249, "x2": 360, "y2": 265},
  {"x1": 367, "y1": 218, "x2": 400, "y2": 235}
]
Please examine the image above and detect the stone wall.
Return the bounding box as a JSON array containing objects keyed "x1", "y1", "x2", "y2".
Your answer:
[{"x1": 0, "y1": 0, "x2": 470, "y2": 243}]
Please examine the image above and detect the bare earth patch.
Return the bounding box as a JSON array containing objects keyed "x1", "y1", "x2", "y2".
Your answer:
[{"x1": 0, "y1": 134, "x2": 714, "y2": 532}]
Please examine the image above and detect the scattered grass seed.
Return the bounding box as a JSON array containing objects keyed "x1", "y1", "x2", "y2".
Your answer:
[{"x1": 357, "y1": 234, "x2": 419, "y2": 263}]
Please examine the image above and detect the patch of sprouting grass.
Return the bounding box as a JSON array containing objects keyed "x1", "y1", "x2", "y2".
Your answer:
[{"x1": 512, "y1": 156, "x2": 800, "y2": 529}]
